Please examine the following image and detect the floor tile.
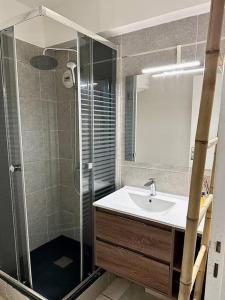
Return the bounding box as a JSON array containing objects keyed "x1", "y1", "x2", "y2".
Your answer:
[{"x1": 102, "y1": 278, "x2": 130, "y2": 300}]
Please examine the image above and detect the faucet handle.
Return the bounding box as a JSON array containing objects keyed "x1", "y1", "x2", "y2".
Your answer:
[
  {"x1": 144, "y1": 178, "x2": 155, "y2": 187},
  {"x1": 148, "y1": 177, "x2": 156, "y2": 182}
]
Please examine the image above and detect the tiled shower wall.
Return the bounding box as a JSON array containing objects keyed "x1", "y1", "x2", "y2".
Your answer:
[
  {"x1": 55, "y1": 49, "x2": 80, "y2": 242},
  {"x1": 16, "y1": 39, "x2": 79, "y2": 250},
  {"x1": 112, "y1": 12, "x2": 225, "y2": 196}
]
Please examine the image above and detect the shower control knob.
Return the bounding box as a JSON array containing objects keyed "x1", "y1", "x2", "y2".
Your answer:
[{"x1": 9, "y1": 164, "x2": 21, "y2": 173}]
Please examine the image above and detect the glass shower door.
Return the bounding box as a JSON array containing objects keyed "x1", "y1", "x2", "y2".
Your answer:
[
  {"x1": 0, "y1": 27, "x2": 31, "y2": 286},
  {"x1": 78, "y1": 33, "x2": 117, "y2": 280},
  {"x1": 79, "y1": 34, "x2": 94, "y2": 279}
]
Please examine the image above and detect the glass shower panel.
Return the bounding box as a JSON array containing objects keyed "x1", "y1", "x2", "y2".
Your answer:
[
  {"x1": 79, "y1": 34, "x2": 117, "y2": 280},
  {"x1": 79, "y1": 34, "x2": 94, "y2": 279},
  {"x1": 0, "y1": 27, "x2": 31, "y2": 285},
  {"x1": 14, "y1": 15, "x2": 81, "y2": 299},
  {"x1": 92, "y1": 40, "x2": 116, "y2": 200}
]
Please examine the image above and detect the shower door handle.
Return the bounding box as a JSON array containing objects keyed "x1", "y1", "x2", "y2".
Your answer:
[
  {"x1": 85, "y1": 162, "x2": 93, "y2": 170},
  {"x1": 9, "y1": 164, "x2": 21, "y2": 173},
  {"x1": 87, "y1": 163, "x2": 93, "y2": 170}
]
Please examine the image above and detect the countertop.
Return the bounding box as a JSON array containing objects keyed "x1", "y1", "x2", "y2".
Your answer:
[{"x1": 93, "y1": 185, "x2": 204, "y2": 233}]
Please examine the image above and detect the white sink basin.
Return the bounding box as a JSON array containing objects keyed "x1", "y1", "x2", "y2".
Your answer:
[
  {"x1": 128, "y1": 192, "x2": 176, "y2": 212},
  {"x1": 93, "y1": 185, "x2": 204, "y2": 231}
]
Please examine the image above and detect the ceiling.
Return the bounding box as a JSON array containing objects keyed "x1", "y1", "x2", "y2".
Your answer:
[
  {"x1": 16, "y1": 0, "x2": 64, "y2": 8},
  {"x1": 1, "y1": 0, "x2": 210, "y2": 38}
]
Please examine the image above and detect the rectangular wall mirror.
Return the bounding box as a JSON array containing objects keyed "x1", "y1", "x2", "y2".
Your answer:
[{"x1": 125, "y1": 71, "x2": 222, "y2": 171}]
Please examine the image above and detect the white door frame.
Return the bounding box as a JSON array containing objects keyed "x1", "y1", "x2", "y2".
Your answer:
[{"x1": 205, "y1": 62, "x2": 225, "y2": 299}]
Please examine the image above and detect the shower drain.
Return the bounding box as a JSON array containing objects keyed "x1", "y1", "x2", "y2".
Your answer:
[{"x1": 54, "y1": 256, "x2": 73, "y2": 268}]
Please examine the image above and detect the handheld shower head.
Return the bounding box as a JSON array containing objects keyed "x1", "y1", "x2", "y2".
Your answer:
[
  {"x1": 66, "y1": 62, "x2": 77, "y2": 85},
  {"x1": 66, "y1": 62, "x2": 77, "y2": 70}
]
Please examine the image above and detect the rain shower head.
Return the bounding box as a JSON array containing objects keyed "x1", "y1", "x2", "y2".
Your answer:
[
  {"x1": 30, "y1": 47, "x2": 77, "y2": 71},
  {"x1": 30, "y1": 55, "x2": 58, "y2": 70}
]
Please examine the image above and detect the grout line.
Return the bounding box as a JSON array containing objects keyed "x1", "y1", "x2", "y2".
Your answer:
[
  {"x1": 122, "y1": 36, "x2": 225, "y2": 59},
  {"x1": 120, "y1": 163, "x2": 190, "y2": 174},
  {"x1": 100, "y1": 295, "x2": 113, "y2": 300}
]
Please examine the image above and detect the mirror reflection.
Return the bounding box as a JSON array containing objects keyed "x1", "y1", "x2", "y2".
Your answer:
[{"x1": 125, "y1": 70, "x2": 222, "y2": 170}]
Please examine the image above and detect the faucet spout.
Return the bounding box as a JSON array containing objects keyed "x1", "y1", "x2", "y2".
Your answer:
[{"x1": 144, "y1": 178, "x2": 156, "y2": 196}]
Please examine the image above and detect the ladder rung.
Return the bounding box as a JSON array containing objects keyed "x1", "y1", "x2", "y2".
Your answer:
[
  {"x1": 218, "y1": 53, "x2": 224, "y2": 67},
  {"x1": 208, "y1": 137, "x2": 218, "y2": 149},
  {"x1": 198, "y1": 194, "x2": 213, "y2": 225},
  {"x1": 191, "y1": 245, "x2": 207, "y2": 290},
  {"x1": 191, "y1": 137, "x2": 217, "y2": 160}
]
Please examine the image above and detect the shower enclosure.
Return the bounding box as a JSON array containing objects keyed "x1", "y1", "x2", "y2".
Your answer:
[{"x1": 0, "y1": 7, "x2": 117, "y2": 300}]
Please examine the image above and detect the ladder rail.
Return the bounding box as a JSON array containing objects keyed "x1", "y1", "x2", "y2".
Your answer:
[
  {"x1": 178, "y1": 0, "x2": 225, "y2": 299},
  {"x1": 193, "y1": 147, "x2": 217, "y2": 300},
  {"x1": 198, "y1": 194, "x2": 213, "y2": 225},
  {"x1": 191, "y1": 245, "x2": 207, "y2": 290}
]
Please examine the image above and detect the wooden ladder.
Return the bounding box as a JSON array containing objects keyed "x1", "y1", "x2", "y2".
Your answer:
[{"x1": 178, "y1": 0, "x2": 225, "y2": 299}]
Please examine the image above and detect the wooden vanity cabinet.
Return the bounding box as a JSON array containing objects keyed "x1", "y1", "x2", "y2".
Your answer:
[{"x1": 94, "y1": 208, "x2": 202, "y2": 299}]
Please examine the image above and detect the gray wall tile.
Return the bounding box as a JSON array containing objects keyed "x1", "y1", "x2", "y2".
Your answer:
[
  {"x1": 46, "y1": 187, "x2": 60, "y2": 215},
  {"x1": 122, "y1": 49, "x2": 177, "y2": 76},
  {"x1": 57, "y1": 101, "x2": 71, "y2": 130},
  {"x1": 24, "y1": 162, "x2": 46, "y2": 194},
  {"x1": 22, "y1": 130, "x2": 45, "y2": 163},
  {"x1": 60, "y1": 159, "x2": 74, "y2": 187},
  {"x1": 146, "y1": 16, "x2": 197, "y2": 52},
  {"x1": 60, "y1": 185, "x2": 79, "y2": 214},
  {"x1": 26, "y1": 191, "x2": 47, "y2": 229},
  {"x1": 60, "y1": 211, "x2": 76, "y2": 227},
  {"x1": 197, "y1": 13, "x2": 209, "y2": 42},
  {"x1": 45, "y1": 159, "x2": 60, "y2": 188},
  {"x1": 181, "y1": 44, "x2": 196, "y2": 63},
  {"x1": 61, "y1": 228, "x2": 76, "y2": 240},
  {"x1": 40, "y1": 70, "x2": 57, "y2": 101},
  {"x1": 17, "y1": 62, "x2": 40, "y2": 99},
  {"x1": 122, "y1": 16, "x2": 197, "y2": 57},
  {"x1": 26, "y1": 190, "x2": 48, "y2": 250},
  {"x1": 20, "y1": 98, "x2": 43, "y2": 130},
  {"x1": 42, "y1": 101, "x2": 58, "y2": 130},
  {"x1": 58, "y1": 130, "x2": 72, "y2": 159},
  {"x1": 122, "y1": 29, "x2": 148, "y2": 57},
  {"x1": 43, "y1": 131, "x2": 59, "y2": 159},
  {"x1": 47, "y1": 212, "x2": 60, "y2": 233}
]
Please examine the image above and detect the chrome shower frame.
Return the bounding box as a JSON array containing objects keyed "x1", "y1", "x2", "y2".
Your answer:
[
  {"x1": 0, "y1": 5, "x2": 118, "y2": 300},
  {"x1": 0, "y1": 6, "x2": 117, "y2": 50},
  {"x1": 43, "y1": 47, "x2": 78, "y2": 55}
]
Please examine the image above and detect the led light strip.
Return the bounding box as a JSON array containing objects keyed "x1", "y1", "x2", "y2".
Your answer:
[{"x1": 152, "y1": 67, "x2": 204, "y2": 78}]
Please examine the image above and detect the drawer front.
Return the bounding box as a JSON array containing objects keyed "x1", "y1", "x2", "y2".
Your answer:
[
  {"x1": 96, "y1": 240, "x2": 170, "y2": 294},
  {"x1": 95, "y1": 210, "x2": 172, "y2": 262}
]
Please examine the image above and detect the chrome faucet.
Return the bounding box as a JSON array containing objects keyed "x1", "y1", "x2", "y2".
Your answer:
[{"x1": 144, "y1": 178, "x2": 156, "y2": 196}]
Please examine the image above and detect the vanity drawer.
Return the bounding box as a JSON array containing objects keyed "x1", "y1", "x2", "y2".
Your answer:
[
  {"x1": 95, "y1": 210, "x2": 172, "y2": 263},
  {"x1": 96, "y1": 240, "x2": 170, "y2": 294}
]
